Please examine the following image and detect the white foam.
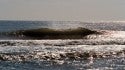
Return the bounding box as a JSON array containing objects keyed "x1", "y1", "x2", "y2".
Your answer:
[{"x1": 0, "y1": 30, "x2": 125, "y2": 60}]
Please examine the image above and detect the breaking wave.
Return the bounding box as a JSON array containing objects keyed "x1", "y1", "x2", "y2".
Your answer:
[
  {"x1": 0, "y1": 28, "x2": 99, "y2": 39},
  {"x1": 0, "y1": 26, "x2": 125, "y2": 62},
  {"x1": 2, "y1": 21, "x2": 125, "y2": 69}
]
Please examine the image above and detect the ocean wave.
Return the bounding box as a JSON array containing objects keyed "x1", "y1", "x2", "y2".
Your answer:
[{"x1": 2, "y1": 28, "x2": 99, "y2": 39}]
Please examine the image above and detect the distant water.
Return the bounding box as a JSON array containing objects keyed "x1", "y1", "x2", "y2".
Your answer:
[
  {"x1": 1, "y1": 21, "x2": 125, "y2": 70},
  {"x1": 0, "y1": 21, "x2": 83, "y2": 32},
  {"x1": 1, "y1": 20, "x2": 125, "y2": 32}
]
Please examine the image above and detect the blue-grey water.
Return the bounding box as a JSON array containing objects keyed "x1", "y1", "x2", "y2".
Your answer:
[
  {"x1": 1, "y1": 21, "x2": 125, "y2": 70},
  {"x1": 0, "y1": 21, "x2": 83, "y2": 32},
  {"x1": 1, "y1": 21, "x2": 125, "y2": 32}
]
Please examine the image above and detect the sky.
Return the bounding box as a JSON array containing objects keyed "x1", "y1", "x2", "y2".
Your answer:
[{"x1": 0, "y1": 0, "x2": 125, "y2": 21}]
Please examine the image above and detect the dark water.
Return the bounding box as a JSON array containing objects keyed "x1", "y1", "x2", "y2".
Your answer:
[{"x1": 1, "y1": 21, "x2": 125, "y2": 70}]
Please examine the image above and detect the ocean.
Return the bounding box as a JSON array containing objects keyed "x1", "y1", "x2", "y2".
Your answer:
[{"x1": 0, "y1": 20, "x2": 125, "y2": 70}]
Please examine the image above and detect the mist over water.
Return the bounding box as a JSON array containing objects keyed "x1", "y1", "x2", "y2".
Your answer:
[{"x1": 1, "y1": 21, "x2": 125, "y2": 70}]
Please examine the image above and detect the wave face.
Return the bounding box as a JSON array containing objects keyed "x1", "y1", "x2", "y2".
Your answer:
[
  {"x1": 8, "y1": 28, "x2": 98, "y2": 39},
  {"x1": 1, "y1": 21, "x2": 125, "y2": 70}
]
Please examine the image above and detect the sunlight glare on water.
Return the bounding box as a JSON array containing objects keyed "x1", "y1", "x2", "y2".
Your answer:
[{"x1": 0, "y1": 21, "x2": 125, "y2": 70}]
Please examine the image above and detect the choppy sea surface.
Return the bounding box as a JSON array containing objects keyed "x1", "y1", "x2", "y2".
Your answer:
[{"x1": 1, "y1": 21, "x2": 125, "y2": 70}]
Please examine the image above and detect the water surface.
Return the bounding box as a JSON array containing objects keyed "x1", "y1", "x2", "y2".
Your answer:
[{"x1": 0, "y1": 21, "x2": 125, "y2": 70}]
